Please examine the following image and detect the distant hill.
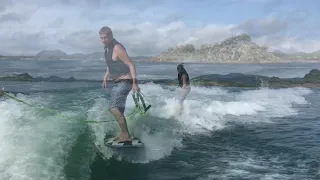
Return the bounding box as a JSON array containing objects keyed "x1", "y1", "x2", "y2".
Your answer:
[
  {"x1": 84, "y1": 52, "x2": 104, "y2": 60},
  {"x1": 31, "y1": 50, "x2": 151, "y2": 61},
  {"x1": 311, "y1": 50, "x2": 320, "y2": 55},
  {"x1": 272, "y1": 50, "x2": 320, "y2": 61},
  {"x1": 2, "y1": 38, "x2": 320, "y2": 63},
  {"x1": 69, "y1": 53, "x2": 85, "y2": 57},
  {"x1": 36, "y1": 50, "x2": 68, "y2": 57},
  {"x1": 152, "y1": 33, "x2": 281, "y2": 63}
]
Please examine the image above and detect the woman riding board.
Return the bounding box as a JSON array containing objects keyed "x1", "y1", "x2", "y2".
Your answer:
[{"x1": 177, "y1": 64, "x2": 191, "y2": 114}]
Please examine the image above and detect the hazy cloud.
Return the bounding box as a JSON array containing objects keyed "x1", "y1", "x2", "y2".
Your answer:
[
  {"x1": 233, "y1": 16, "x2": 290, "y2": 38},
  {"x1": 0, "y1": 13, "x2": 25, "y2": 23},
  {"x1": 0, "y1": 0, "x2": 318, "y2": 56},
  {"x1": 162, "y1": 13, "x2": 183, "y2": 24},
  {"x1": 0, "y1": 31, "x2": 48, "y2": 55},
  {"x1": 59, "y1": 30, "x2": 100, "y2": 52},
  {"x1": 47, "y1": 17, "x2": 65, "y2": 28}
]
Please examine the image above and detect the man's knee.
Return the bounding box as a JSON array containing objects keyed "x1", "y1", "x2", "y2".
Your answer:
[
  {"x1": 109, "y1": 107, "x2": 119, "y2": 114},
  {"x1": 109, "y1": 106, "x2": 125, "y2": 116}
]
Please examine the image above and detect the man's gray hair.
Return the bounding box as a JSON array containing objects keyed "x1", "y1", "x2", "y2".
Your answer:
[{"x1": 99, "y1": 26, "x2": 113, "y2": 37}]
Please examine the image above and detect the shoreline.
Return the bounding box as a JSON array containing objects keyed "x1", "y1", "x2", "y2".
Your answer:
[
  {"x1": 149, "y1": 60, "x2": 320, "y2": 64},
  {"x1": 1, "y1": 57, "x2": 320, "y2": 64},
  {"x1": 1, "y1": 69, "x2": 319, "y2": 89}
]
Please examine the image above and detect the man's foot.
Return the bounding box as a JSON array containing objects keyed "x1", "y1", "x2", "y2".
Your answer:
[
  {"x1": 116, "y1": 132, "x2": 132, "y2": 143},
  {"x1": 116, "y1": 136, "x2": 132, "y2": 143}
]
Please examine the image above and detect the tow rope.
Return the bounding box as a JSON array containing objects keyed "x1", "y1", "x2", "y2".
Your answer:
[{"x1": 0, "y1": 88, "x2": 151, "y2": 123}]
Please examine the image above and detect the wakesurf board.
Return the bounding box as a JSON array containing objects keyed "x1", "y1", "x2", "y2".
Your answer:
[{"x1": 104, "y1": 137, "x2": 143, "y2": 148}]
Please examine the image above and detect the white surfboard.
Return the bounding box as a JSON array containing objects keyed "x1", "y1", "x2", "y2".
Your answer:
[{"x1": 104, "y1": 137, "x2": 144, "y2": 148}]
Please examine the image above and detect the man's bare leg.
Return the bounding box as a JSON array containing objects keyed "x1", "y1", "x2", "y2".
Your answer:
[{"x1": 110, "y1": 108, "x2": 132, "y2": 142}]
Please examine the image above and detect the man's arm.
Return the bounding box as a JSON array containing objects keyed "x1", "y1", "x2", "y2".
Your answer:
[
  {"x1": 104, "y1": 66, "x2": 110, "y2": 80},
  {"x1": 114, "y1": 44, "x2": 138, "y2": 84}
]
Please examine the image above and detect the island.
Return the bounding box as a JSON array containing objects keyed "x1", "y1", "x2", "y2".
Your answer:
[
  {"x1": 152, "y1": 33, "x2": 320, "y2": 63},
  {"x1": 152, "y1": 33, "x2": 282, "y2": 63}
]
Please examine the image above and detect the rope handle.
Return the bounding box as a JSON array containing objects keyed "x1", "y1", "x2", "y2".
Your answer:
[{"x1": 132, "y1": 91, "x2": 151, "y2": 115}]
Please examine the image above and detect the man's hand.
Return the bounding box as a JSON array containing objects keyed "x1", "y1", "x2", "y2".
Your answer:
[
  {"x1": 132, "y1": 83, "x2": 140, "y2": 92},
  {"x1": 102, "y1": 79, "x2": 108, "y2": 89}
]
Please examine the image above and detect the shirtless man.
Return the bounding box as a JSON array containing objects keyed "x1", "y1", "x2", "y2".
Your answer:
[{"x1": 99, "y1": 26, "x2": 140, "y2": 143}]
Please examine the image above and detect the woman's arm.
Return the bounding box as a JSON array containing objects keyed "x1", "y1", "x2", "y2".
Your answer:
[{"x1": 182, "y1": 74, "x2": 187, "y2": 87}]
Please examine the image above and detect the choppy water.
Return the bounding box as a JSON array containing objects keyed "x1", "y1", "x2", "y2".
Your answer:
[{"x1": 0, "y1": 59, "x2": 319, "y2": 180}]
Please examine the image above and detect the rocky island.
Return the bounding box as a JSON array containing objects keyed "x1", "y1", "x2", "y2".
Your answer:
[{"x1": 152, "y1": 33, "x2": 282, "y2": 63}]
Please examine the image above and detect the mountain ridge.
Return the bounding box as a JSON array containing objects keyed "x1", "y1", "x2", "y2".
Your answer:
[{"x1": 151, "y1": 33, "x2": 282, "y2": 63}]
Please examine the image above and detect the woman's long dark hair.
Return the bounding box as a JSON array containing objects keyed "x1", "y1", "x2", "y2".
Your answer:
[
  {"x1": 177, "y1": 64, "x2": 187, "y2": 74},
  {"x1": 177, "y1": 64, "x2": 188, "y2": 86}
]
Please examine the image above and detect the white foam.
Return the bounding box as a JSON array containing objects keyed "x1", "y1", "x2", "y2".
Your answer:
[
  {"x1": 199, "y1": 151, "x2": 312, "y2": 180},
  {"x1": 186, "y1": 85, "x2": 228, "y2": 96},
  {"x1": 237, "y1": 87, "x2": 312, "y2": 118},
  {"x1": 205, "y1": 152, "x2": 310, "y2": 180},
  {"x1": 0, "y1": 93, "x2": 87, "y2": 180},
  {"x1": 88, "y1": 95, "x2": 183, "y2": 163},
  {"x1": 0, "y1": 82, "x2": 313, "y2": 178},
  {"x1": 88, "y1": 83, "x2": 312, "y2": 163},
  {"x1": 141, "y1": 84, "x2": 312, "y2": 135}
]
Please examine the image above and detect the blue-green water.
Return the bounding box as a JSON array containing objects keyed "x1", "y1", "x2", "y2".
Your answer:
[{"x1": 0, "y1": 59, "x2": 319, "y2": 180}]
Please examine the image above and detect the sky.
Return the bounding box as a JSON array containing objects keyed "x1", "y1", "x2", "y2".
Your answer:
[{"x1": 0, "y1": 0, "x2": 319, "y2": 56}]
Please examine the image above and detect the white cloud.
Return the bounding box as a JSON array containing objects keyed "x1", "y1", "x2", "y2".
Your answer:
[
  {"x1": 0, "y1": 0, "x2": 318, "y2": 56},
  {"x1": 260, "y1": 37, "x2": 320, "y2": 53}
]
